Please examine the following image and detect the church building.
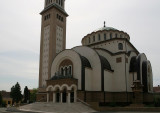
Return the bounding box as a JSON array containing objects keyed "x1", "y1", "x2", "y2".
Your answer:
[{"x1": 37, "y1": 0, "x2": 153, "y2": 105}]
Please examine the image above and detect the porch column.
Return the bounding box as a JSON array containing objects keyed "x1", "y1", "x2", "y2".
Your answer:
[
  {"x1": 47, "y1": 92, "x2": 49, "y2": 102},
  {"x1": 74, "y1": 91, "x2": 77, "y2": 102},
  {"x1": 53, "y1": 92, "x2": 56, "y2": 103},
  {"x1": 60, "y1": 92, "x2": 63, "y2": 103},
  {"x1": 68, "y1": 91, "x2": 71, "y2": 103}
]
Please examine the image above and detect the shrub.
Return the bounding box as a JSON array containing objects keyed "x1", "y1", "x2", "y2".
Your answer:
[{"x1": 154, "y1": 95, "x2": 160, "y2": 107}]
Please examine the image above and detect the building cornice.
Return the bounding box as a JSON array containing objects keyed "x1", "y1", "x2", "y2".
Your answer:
[{"x1": 40, "y1": 4, "x2": 68, "y2": 16}]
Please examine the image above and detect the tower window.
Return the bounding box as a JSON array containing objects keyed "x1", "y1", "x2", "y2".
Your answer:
[
  {"x1": 118, "y1": 43, "x2": 123, "y2": 50},
  {"x1": 98, "y1": 34, "x2": 101, "y2": 41},
  {"x1": 44, "y1": 14, "x2": 51, "y2": 21},
  {"x1": 57, "y1": 14, "x2": 64, "y2": 22},
  {"x1": 104, "y1": 33, "x2": 106, "y2": 40}
]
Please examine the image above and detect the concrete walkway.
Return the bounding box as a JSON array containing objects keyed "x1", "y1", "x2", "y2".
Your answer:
[{"x1": 19, "y1": 102, "x2": 96, "y2": 113}]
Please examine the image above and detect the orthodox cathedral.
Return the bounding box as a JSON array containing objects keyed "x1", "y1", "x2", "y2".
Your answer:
[{"x1": 37, "y1": 0, "x2": 153, "y2": 105}]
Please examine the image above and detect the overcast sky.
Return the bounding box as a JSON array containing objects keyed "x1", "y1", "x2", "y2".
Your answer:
[{"x1": 0, "y1": 0, "x2": 160, "y2": 92}]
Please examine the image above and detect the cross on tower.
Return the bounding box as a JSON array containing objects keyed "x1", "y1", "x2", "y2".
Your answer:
[{"x1": 104, "y1": 21, "x2": 106, "y2": 27}]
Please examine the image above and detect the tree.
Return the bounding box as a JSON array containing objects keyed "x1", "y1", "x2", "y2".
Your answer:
[
  {"x1": 23, "y1": 86, "x2": 30, "y2": 103},
  {"x1": 10, "y1": 82, "x2": 23, "y2": 104},
  {"x1": 0, "y1": 93, "x2": 2, "y2": 106},
  {"x1": 30, "y1": 88, "x2": 37, "y2": 103},
  {"x1": 10, "y1": 86, "x2": 16, "y2": 103}
]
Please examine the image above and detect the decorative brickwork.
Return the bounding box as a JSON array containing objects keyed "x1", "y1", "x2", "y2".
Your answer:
[{"x1": 46, "y1": 78, "x2": 78, "y2": 87}]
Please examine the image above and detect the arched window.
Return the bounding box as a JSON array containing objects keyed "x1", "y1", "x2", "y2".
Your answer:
[
  {"x1": 104, "y1": 33, "x2": 106, "y2": 40},
  {"x1": 61, "y1": 67, "x2": 64, "y2": 75},
  {"x1": 110, "y1": 33, "x2": 112, "y2": 39},
  {"x1": 65, "y1": 67, "x2": 68, "y2": 76},
  {"x1": 61, "y1": 0, "x2": 63, "y2": 6},
  {"x1": 93, "y1": 36, "x2": 95, "y2": 42},
  {"x1": 68, "y1": 66, "x2": 72, "y2": 75},
  {"x1": 98, "y1": 34, "x2": 101, "y2": 41},
  {"x1": 118, "y1": 43, "x2": 123, "y2": 50},
  {"x1": 115, "y1": 33, "x2": 118, "y2": 38}
]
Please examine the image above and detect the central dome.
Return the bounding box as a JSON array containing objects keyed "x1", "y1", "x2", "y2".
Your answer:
[
  {"x1": 81, "y1": 25, "x2": 130, "y2": 46},
  {"x1": 94, "y1": 26, "x2": 118, "y2": 32}
]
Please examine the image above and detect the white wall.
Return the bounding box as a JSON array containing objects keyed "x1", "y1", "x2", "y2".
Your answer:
[
  {"x1": 91, "y1": 40, "x2": 125, "y2": 53},
  {"x1": 85, "y1": 68, "x2": 92, "y2": 91},
  {"x1": 73, "y1": 46, "x2": 102, "y2": 91},
  {"x1": 104, "y1": 70, "x2": 113, "y2": 91}
]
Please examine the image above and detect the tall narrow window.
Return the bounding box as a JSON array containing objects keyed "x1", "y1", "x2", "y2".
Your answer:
[
  {"x1": 110, "y1": 33, "x2": 112, "y2": 39},
  {"x1": 65, "y1": 67, "x2": 68, "y2": 76},
  {"x1": 89, "y1": 37, "x2": 90, "y2": 43},
  {"x1": 61, "y1": 68, "x2": 64, "y2": 75},
  {"x1": 115, "y1": 33, "x2": 118, "y2": 38},
  {"x1": 98, "y1": 34, "x2": 101, "y2": 41},
  {"x1": 69, "y1": 66, "x2": 72, "y2": 75},
  {"x1": 104, "y1": 33, "x2": 106, "y2": 40},
  {"x1": 118, "y1": 43, "x2": 123, "y2": 50},
  {"x1": 120, "y1": 34, "x2": 122, "y2": 38},
  {"x1": 93, "y1": 36, "x2": 95, "y2": 42},
  {"x1": 61, "y1": 0, "x2": 63, "y2": 6}
]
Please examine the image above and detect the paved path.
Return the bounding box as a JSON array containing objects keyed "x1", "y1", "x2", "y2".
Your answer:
[
  {"x1": 94, "y1": 112, "x2": 160, "y2": 113},
  {"x1": 20, "y1": 102, "x2": 96, "y2": 113},
  {"x1": 1, "y1": 107, "x2": 160, "y2": 113}
]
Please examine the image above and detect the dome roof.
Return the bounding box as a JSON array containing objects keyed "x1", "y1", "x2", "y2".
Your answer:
[{"x1": 94, "y1": 26, "x2": 118, "y2": 32}]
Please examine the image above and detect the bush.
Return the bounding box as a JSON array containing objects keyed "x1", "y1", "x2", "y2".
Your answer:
[
  {"x1": 109, "y1": 102, "x2": 117, "y2": 107},
  {"x1": 1, "y1": 101, "x2": 6, "y2": 107},
  {"x1": 154, "y1": 95, "x2": 160, "y2": 107}
]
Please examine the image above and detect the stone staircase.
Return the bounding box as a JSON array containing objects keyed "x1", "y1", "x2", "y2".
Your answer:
[{"x1": 19, "y1": 102, "x2": 96, "y2": 113}]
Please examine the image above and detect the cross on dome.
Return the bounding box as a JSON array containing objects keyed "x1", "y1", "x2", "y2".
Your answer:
[{"x1": 104, "y1": 21, "x2": 106, "y2": 27}]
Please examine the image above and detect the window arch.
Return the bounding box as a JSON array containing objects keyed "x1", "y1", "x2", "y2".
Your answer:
[
  {"x1": 59, "y1": 59, "x2": 73, "y2": 76},
  {"x1": 118, "y1": 43, "x2": 123, "y2": 50}
]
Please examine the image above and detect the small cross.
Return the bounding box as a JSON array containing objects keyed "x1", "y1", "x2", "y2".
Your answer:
[{"x1": 104, "y1": 21, "x2": 106, "y2": 27}]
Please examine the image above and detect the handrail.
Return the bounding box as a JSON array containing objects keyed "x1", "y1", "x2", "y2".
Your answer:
[
  {"x1": 77, "y1": 98, "x2": 90, "y2": 107},
  {"x1": 37, "y1": 97, "x2": 47, "y2": 102}
]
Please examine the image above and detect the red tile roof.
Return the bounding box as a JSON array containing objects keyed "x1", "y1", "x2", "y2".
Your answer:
[
  {"x1": 0, "y1": 91, "x2": 11, "y2": 98},
  {"x1": 153, "y1": 86, "x2": 160, "y2": 93}
]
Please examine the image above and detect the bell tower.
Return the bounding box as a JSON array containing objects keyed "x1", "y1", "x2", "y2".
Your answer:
[{"x1": 39, "y1": 0, "x2": 68, "y2": 91}]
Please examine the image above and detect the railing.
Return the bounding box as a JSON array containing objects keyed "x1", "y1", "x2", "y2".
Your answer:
[
  {"x1": 77, "y1": 98, "x2": 90, "y2": 107},
  {"x1": 37, "y1": 97, "x2": 47, "y2": 102}
]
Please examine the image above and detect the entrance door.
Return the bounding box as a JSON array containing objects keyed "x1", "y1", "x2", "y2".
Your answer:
[
  {"x1": 56, "y1": 93, "x2": 60, "y2": 102},
  {"x1": 71, "y1": 92, "x2": 74, "y2": 103},
  {"x1": 62, "y1": 88, "x2": 67, "y2": 103}
]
